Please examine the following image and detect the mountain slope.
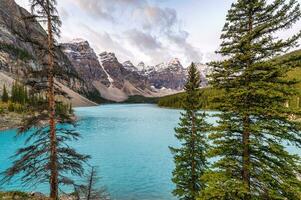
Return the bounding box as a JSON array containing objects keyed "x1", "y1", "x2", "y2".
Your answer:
[{"x1": 0, "y1": 0, "x2": 97, "y2": 106}]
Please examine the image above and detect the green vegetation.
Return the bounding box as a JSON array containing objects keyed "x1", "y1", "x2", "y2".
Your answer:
[
  {"x1": 199, "y1": 0, "x2": 301, "y2": 199},
  {"x1": 122, "y1": 95, "x2": 160, "y2": 104},
  {"x1": 158, "y1": 50, "x2": 301, "y2": 111},
  {"x1": 158, "y1": 88, "x2": 221, "y2": 110},
  {"x1": 1, "y1": 1, "x2": 90, "y2": 199},
  {"x1": 0, "y1": 43, "x2": 33, "y2": 61},
  {"x1": 170, "y1": 63, "x2": 211, "y2": 200},
  {"x1": 284, "y1": 50, "x2": 301, "y2": 109},
  {"x1": 0, "y1": 82, "x2": 72, "y2": 115},
  {"x1": 0, "y1": 191, "x2": 31, "y2": 199},
  {"x1": 1, "y1": 84, "x2": 8, "y2": 102},
  {"x1": 84, "y1": 89, "x2": 113, "y2": 104}
]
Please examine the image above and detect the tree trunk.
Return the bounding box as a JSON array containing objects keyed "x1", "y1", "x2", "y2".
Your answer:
[
  {"x1": 241, "y1": 7, "x2": 254, "y2": 199},
  {"x1": 87, "y1": 167, "x2": 95, "y2": 200},
  {"x1": 46, "y1": 0, "x2": 58, "y2": 199},
  {"x1": 191, "y1": 112, "x2": 196, "y2": 200},
  {"x1": 242, "y1": 115, "x2": 251, "y2": 199}
]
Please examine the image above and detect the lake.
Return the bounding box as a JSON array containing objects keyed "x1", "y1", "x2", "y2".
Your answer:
[
  {"x1": 0, "y1": 104, "x2": 216, "y2": 200},
  {"x1": 0, "y1": 104, "x2": 300, "y2": 199}
]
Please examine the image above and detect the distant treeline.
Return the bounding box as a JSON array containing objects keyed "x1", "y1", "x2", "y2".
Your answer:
[
  {"x1": 158, "y1": 88, "x2": 221, "y2": 110},
  {"x1": 0, "y1": 82, "x2": 72, "y2": 114}
]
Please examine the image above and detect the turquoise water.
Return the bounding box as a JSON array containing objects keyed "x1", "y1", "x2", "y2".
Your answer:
[
  {"x1": 0, "y1": 104, "x2": 299, "y2": 199},
  {"x1": 0, "y1": 104, "x2": 207, "y2": 200}
]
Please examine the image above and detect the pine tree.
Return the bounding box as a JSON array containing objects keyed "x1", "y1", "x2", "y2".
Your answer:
[
  {"x1": 1, "y1": 1, "x2": 90, "y2": 199},
  {"x1": 200, "y1": 0, "x2": 301, "y2": 199},
  {"x1": 28, "y1": 0, "x2": 62, "y2": 198},
  {"x1": 170, "y1": 63, "x2": 210, "y2": 200},
  {"x1": 2, "y1": 84, "x2": 9, "y2": 103},
  {"x1": 11, "y1": 82, "x2": 16, "y2": 102}
]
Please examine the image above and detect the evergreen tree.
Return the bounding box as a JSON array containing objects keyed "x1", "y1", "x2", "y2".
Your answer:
[
  {"x1": 1, "y1": 1, "x2": 90, "y2": 200},
  {"x1": 200, "y1": 0, "x2": 301, "y2": 199},
  {"x1": 2, "y1": 84, "x2": 9, "y2": 102},
  {"x1": 29, "y1": 0, "x2": 61, "y2": 198},
  {"x1": 170, "y1": 63, "x2": 210, "y2": 200},
  {"x1": 11, "y1": 82, "x2": 16, "y2": 102}
]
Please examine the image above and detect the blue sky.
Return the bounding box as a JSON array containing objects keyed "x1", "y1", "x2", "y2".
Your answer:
[{"x1": 15, "y1": 0, "x2": 301, "y2": 66}]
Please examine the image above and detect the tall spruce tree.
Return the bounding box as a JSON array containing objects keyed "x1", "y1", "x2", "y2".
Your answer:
[
  {"x1": 200, "y1": 0, "x2": 301, "y2": 199},
  {"x1": 170, "y1": 63, "x2": 210, "y2": 200},
  {"x1": 29, "y1": 0, "x2": 61, "y2": 198},
  {"x1": 1, "y1": 1, "x2": 90, "y2": 200},
  {"x1": 2, "y1": 84, "x2": 9, "y2": 102}
]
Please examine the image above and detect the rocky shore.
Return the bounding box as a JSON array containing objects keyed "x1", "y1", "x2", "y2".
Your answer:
[
  {"x1": 0, "y1": 191, "x2": 76, "y2": 200},
  {"x1": 0, "y1": 112, "x2": 23, "y2": 131}
]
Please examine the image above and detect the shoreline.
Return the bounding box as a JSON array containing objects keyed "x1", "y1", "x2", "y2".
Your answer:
[{"x1": 0, "y1": 103, "x2": 154, "y2": 131}]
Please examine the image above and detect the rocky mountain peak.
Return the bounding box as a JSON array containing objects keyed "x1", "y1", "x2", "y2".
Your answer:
[
  {"x1": 61, "y1": 40, "x2": 96, "y2": 59},
  {"x1": 154, "y1": 58, "x2": 184, "y2": 72},
  {"x1": 122, "y1": 61, "x2": 138, "y2": 71},
  {"x1": 60, "y1": 40, "x2": 110, "y2": 89},
  {"x1": 137, "y1": 62, "x2": 146, "y2": 71},
  {"x1": 99, "y1": 52, "x2": 118, "y2": 63},
  {"x1": 168, "y1": 58, "x2": 182, "y2": 68},
  {"x1": 69, "y1": 38, "x2": 88, "y2": 44}
]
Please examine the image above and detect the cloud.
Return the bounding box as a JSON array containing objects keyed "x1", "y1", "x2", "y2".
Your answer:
[
  {"x1": 62, "y1": 0, "x2": 202, "y2": 65},
  {"x1": 125, "y1": 29, "x2": 162, "y2": 51},
  {"x1": 132, "y1": 5, "x2": 202, "y2": 63},
  {"x1": 79, "y1": 24, "x2": 134, "y2": 61},
  {"x1": 59, "y1": 7, "x2": 69, "y2": 20},
  {"x1": 70, "y1": 0, "x2": 146, "y2": 22},
  {"x1": 166, "y1": 30, "x2": 202, "y2": 62},
  {"x1": 134, "y1": 6, "x2": 177, "y2": 32}
]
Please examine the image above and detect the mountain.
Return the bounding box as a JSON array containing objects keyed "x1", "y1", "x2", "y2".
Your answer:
[
  {"x1": 60, "y1": 39, "x2": 211, "y2": 101},
  {"x1": 195, "y1": 63, "x2": 212, "y2": 87},
  {"x1": 0, "y1": 0, "x2": 96, "y2": 106},
  {"x1": 142, "y1": 58, "x2": 187, "y2": 90},
  {"x1": 158, "y1": 49, "x2": 301, "y2": 109},
  {"x1": 60, "y1": 40, "x2": 111, "y2": 103},
  {"x1": 59, "y1": 40, "x2": 159, "y2": 102},
  {"x1": 0, "y1": 0, "x2": 211, "y2": 104},
  {"x1": 97, "y1": 51, "x2": 155, "y2": 101}
]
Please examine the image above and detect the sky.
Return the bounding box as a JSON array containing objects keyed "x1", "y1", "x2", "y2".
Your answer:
[{"x1": 15, "y1": 0, "x2": 301, "y2": 66}]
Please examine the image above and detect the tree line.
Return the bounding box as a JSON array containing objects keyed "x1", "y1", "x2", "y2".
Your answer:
[{"x1": 170, "y1": 0, "x2": 301, "y2": 200}]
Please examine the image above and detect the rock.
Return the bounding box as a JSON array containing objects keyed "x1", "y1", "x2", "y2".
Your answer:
[
  {"x1": 61, "y1": 39, "x2": 110, "y2": 94},
  {"x1": 143, "y1": 58, "x2": 187, "y2": 90}
]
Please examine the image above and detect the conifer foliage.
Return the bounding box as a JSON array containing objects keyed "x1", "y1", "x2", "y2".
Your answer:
[
  {"x1": 1, "y1": 84, "x2": 9, "y2": 102},
  {"x1": 170, "y1": 63, "x2": 210, "y2": 200},
  {"x1": 200, "y1": 0, "x2": 301, "y2": 199}
]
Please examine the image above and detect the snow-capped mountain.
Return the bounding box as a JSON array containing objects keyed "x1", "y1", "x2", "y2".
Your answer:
[
  {"x1": 122, "y1": 61, "x2": 138, "y2": 72},
  {"x1": 195, "y1": 63, "x2": 212, "y2": 87},
  {"x1": 139, "y1": 58, "x2": 187, "y2": 90},
  {"x1": 60, "y1": 39, "x2": 211, "y2": 102}
]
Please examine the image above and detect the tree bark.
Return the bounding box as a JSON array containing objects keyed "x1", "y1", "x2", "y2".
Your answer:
[
  {"x1": 241, "y1": 6, "x2": 254, "y2": 200},
  {"x1": 87, "y1": 167, "x2": 95, "y2": 200},
  {"x1": 191, "y1": 112, "x2": 196, "y2": 200},
  {"x1": 46, "y1": 0, "x2": 58, "y2": 199},
  {"x1": 242, "y1": 115, "x2": 251, "y2": 200}
]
